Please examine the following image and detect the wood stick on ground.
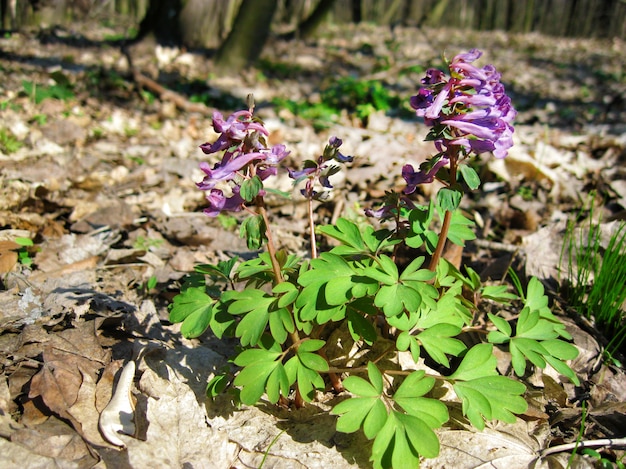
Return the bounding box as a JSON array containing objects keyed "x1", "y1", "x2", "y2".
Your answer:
[{"x1": 121, "y1": 44, "x2": 212, "y2": 115}]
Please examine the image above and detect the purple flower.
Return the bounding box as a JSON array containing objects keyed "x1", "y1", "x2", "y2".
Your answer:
[
  {"x1": 402, "y1": 156, "x2": 449, "y2": 194},
  {"x1": 197, "y1": 152, "x2": 265, "y2": 190},
  {"x1": 409, "y1": 49, "x2": 516, "y2": 160},
  {"x1": 202, "y1": 188, "x2": 246, "y2": 217},
  {"x1": 196, "y1": 109, "x2": 289, "y2": 216}
]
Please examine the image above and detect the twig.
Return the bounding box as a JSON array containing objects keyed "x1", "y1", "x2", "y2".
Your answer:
[
  {"x1": 540, "y1": 438, "x2": 626, "y2": 457},
  {"x1": 120, "y1": 44, "x2": 212, "y2": 115},
  {"x1": 472, "y1": 238, "x2": 521, "y2": 253}
]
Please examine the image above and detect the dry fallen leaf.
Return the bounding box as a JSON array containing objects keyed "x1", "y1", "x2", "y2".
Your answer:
[{"x1": 0, "y1": 240, "x2": 20, "y2": 274}]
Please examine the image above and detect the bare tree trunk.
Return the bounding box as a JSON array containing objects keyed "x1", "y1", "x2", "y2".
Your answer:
[
  {"x1": 135, "y1": 0, "x2": 183, "y2": 46},
  {"x1": 213, "y1": 0, "x2": 278, "y2": 75},
  {"x1": 351, "y1": 0, "x2": 361, "y2": 22},
  {"x1": 179, "y1": 0, "x2": 239, "y2": 49},
  {"x1": 295, "y1": 0, "x2": 337, "y2": 39}
]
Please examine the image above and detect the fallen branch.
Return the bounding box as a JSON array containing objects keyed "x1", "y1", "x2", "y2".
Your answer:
[
  {"x1": 540, "y1": 437, "x2": 626, "y2": 457},
  {"x1": 120, "y1": 44, "x2": 212, "y2": 115}
]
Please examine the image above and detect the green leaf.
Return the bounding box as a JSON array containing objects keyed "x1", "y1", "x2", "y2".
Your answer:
[
  {"x1": 206, "y1": 373, "x2": 229, "y2": 398},
  {"x1": 234, "y1": 347, "x2": 281, "y2": 367},
  {"x1": 240, "y1": 175, "x2": 263, "y2": 202},
  {"x1": 298, "y1": 352, "x2": 329, "y2": 372},
  {"x1": 416, "y1": 323, "x2": 466, "y2": 367},
  {"x1": 195, "y1": 257, "x2": 238, "y2": 280},
  {"x1": 14, "y1": 237, "x2": 33, "y2": 246},
  {"x1": 487, "y1": 312, "x2": 512, "y2": 339},
  {"x1": 396, "y1": 330, "x2": 421, "y2": 362},
  {"x1": 366, "y1": 362, "x2": 384, "y2": 395},
  {"x1": 510, "y1": 337, "x2": 548, "y2": 375},
  {"x1": 233, "y1": 360, "x2": 279, "y2": 405},
  {"x1": 181, "y1": 306, "x2": 213, "y2": 338},
  {"x1": 226, "y1": 290, "x2": 274, "y2": 347},
  {"x1": 317, "y1": 217, "x2": 366, "y2": 255},
  {"x1": 452, "y1": 376, "x2": 528, "y2": 430},
  {"x1": 265, "y1": 364, "x2": 291, "y2": 403},
  {"x1": 447, "y1": 210, "x2": 476, "y2": 246},
  {"x1": 481, "y1": 284, "x2": 519, "y2": 304},
  {"x1": 240, "y1": 214, "x2": 266, "y2": 250},
  {"x1": 169, "y1": 287, "x2": 214, "y2": 338},
  {"x1": 342, "y1": 368, "x2": 381, "y2": 398},
  {"x1": 295, "y1": 361, "x2": 325, "y2": 401},
  {"x1": 298, "y1": 253, "x2": 357, "y2": 305},
  {"x1": 524, "y1": 276, "x2": 549, "y2": 312},
  {"x1": 393, "y1": 371, "x2": 449, "y2": 429},
  {"x1": 273, "y1": 282, "x2": 299, "y2": 308},
  {"x1": 437, "y1": 187, "x2": 462, "y2": 212},
  {"x1": 459, "y1": 164, "x2": 481, "y2": 190},
  {"x1": 346, "y1": 308, "x2": 377, "y2": 345},
  {"x1": 268, "y1": 307, "x2": 294, "y2": 344},
  {"x1": 333, "y1": 397, "x2": 380, "y2": 434},
  {"x1": 298, "y1": 339, "x2": 325, "y2": 353},
  {"x1": 448, "y1": 343, "x2": 498, "y2": 381},
  {"x1": 371, "y1": 411, "x2": 440, "y2": 469}
]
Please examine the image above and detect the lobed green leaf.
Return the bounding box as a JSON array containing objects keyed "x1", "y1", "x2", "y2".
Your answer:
[
  {"x1": 448, "y1": 343, "x2": 498, "y2": 381},
  {"x1": 452, "y1": 376, "x2": 528, "y2": 430}
]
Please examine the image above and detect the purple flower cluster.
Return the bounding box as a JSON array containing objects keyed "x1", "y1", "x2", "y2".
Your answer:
[
  {"x1": 411, "y1": 49, "x2": 516, "y2": 159},
  {"x1": 403, "y1": 49, "x2": 516, "y2": 193},
  {"x1": 288, "y1": 136, "x2": 353, "y2": 200},
  {"x1": 197, "y1": 110, "x2": 289, "y2": 216}
]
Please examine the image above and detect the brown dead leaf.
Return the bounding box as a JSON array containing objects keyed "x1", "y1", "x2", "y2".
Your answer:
[
  {"x1": 21, "y1": 397, "x2": 52, "y2": 427},
  {"x1": 28, "y1": 355, "x2": 82, "y2": 423},
  {"x1": 542, "y1": 374, "x2": 569, "y2": 408},
  {"x1": 95, "y1": 360, "x2": 122, "y2": 414},
  {"x1": 10, "y1": 415, "x2": 97, "y2": 467},
  {"x1": 0, "y1": 240, "x2": 20, "y2": 274},
  {"x1": 67, "y1": 368, "x2": 109, "y2": 447}
]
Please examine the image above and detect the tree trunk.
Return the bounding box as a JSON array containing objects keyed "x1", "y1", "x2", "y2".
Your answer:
[
  {"x1": 179, "y1": 0, "x2": 238, "y2": 49},
  {"x1": 295, "y1": 0, "x2": 336, "y2": 39},
  {"x1": 213, "y1": 0, "x2": 278, "y2": 75},
  {"x1": 135, "y1": 0, "x2": 183, "y2": 46},
  {"x1": 351, "y1": 0, "x2": 361, "y2": 23}
]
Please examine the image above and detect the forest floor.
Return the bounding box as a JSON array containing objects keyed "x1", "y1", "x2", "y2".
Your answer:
[{"x1": 1, "y1": 20, "x2": 626, "y2": 469}]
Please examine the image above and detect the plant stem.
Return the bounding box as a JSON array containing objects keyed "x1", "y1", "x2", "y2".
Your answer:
[
  {"x1": 256, "y1": 198, "x2": 284, "y2": 283},
  {"x1": 308, "y1": 197, "x2": 318, "y2": 259},
  {"x1": 255, "y1": 196, "x2": 301, "y2": 344},
  {"x1": 428, "y1": 154, "x2": 458, "y2": 271}
]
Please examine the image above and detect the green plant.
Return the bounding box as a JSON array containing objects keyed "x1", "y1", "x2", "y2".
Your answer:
[
  {"x1": 22, "y1": 71, "x2": 75, "y2": 104},
  {"x1": 273, "y1": 77, "x2": 404, "y2": 130},
  {"x1": 14, "y1": 237, "x2": 36, "y2": 266},
  {"x1": 132, "y1": 235, "x2": 164, "y2": 251},
  {"x1": 561, "y1": 199, "x2": 626, "y2": 359},
  {"x1": 30, "y1": 114, "x2": 48, "y2": 125},
  {"x1": 0, "y1": 128, "x2": 23, "y2": 154},
  {"x1": 170, "y1": 51, "x2": 580, "y2": 468}
]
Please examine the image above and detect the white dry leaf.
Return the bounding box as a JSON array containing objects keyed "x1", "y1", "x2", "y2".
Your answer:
[
  {"x1": 128, "y1": 346, "x2": 239, "y2": 468},
  {"x1": 98, "y1": 360, "x2": 136, "y2": 448},
  {"x1": 423, "y1": 424, "x2": 593, "y2": 469},
  {"x1": 522, "y1": 220, "x2": 567, "y2": 282}
]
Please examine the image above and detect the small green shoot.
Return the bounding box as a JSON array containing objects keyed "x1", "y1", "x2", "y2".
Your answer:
[
  {"x1": 132, "y1": 236, "x2": 164, "y2": 251},
  {"x1": 0, "y1": 128, "x2": 23, "y2": 154},
  {"x1": 14, "y1": 237, "x2": 36, "y2": 266},
  {"x1": 561, "y1": 197, "x2": 626, "y2": 358}
]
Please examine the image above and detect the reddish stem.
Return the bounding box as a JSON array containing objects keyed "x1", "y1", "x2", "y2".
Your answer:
[{"x1": 428, "y1": 154, "x2": 458, "y2": 271}]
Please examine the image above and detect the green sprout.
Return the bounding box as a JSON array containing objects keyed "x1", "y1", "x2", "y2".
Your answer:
[{"x1": 561, "y1": 198, "x2": 626, "y2": 360}]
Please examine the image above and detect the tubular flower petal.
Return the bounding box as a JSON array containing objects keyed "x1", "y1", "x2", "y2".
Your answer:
[
  {"x1": 409, "y1": 49, "x2": 517, "y2": 163},
  {"x1": 402, "y1": 156, "x2": 450, "y2": 194},
  {"x1": 196, "y1": 109, "x2": 289, "y2": 216}
]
